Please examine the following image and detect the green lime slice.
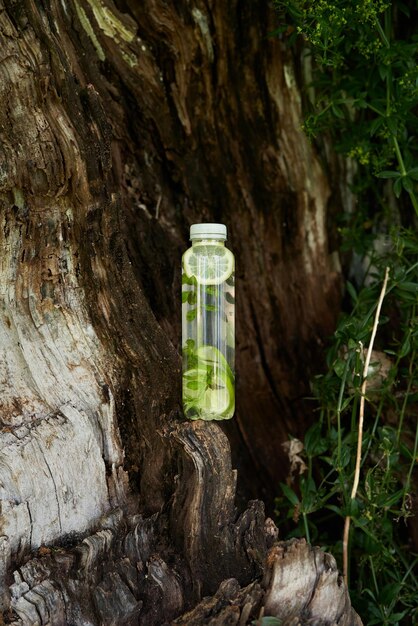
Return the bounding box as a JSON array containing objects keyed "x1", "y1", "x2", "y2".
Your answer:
[
  {"x1": 196, "y1": 345, "x2": 234, "y2": 380},
  {"x1": 183, "y1": 364, "x2": 234, "y2": 417},
  {"x1": 183, "y1": 344, "x2": 234, "y2": 419},
  {"x1": 183, "y1": 246, "x2": 233, "y2": 285}
]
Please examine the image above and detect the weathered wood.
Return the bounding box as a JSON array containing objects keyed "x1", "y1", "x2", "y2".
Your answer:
[
  {"x1": 4, "y1": 0, "x2": 342, "y2": 506},
  {"x1": 7, "y1": 509, "x2": 361, "y2": 625},
  {"x1": 3, "y1": 406, "x2": 362, "y2": 624},
  {"x1": 174, "y1": 541, "x2": 363, "y2": 626},
  {"x1": 169, "y1": 422, "x2": 269, "y2": 598}
]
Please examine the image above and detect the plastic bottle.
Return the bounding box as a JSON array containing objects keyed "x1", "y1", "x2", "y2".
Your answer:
[{"x1": 182, "y1": 223, "x2": 235, "y2": 420}]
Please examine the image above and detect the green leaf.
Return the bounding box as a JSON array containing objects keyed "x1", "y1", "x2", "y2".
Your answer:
[
  {"x1": 369, "y1": 117, "x2": 384, "y2": 136},
  {"x1": 402, "y1": 176, "x2": 414, "y2": 193},
  {"x1": 280, "y1": 482, "x2": 300, "y2": 506},
  {"x1": 186, "y1": 309, "x2": 197, "y2": 322},
  {"x1": 301, "y1": 491, "x2": 317, "y2": 513},
  {"x1": 376, "y1": 170, "x2": 400, "y2": 179},
  {"x1": 393, "y1": 177, "x2": 403, "y2": 198},
  {"x1": 305, "y1": 423, "x2": 327, "y2": 456},
  {"x1": 325, "y1": 504, "x2": 343, "y2": 517},
  {"x1": 333, "y1": 359, "x2": 347, "y2": 379},
  {"x1": 387, "y1": 117, "x2": 398, "y2": 135},
  {"x1": 348, "y1": 498, "x2": 360, "y2": 518},
  {"x1": 363, "y1": 588, "x2": 377, "y2": 602},
  {"x1": 225, "y1": 292, "x2": 235, "y2": 304},
  {"x1": 187, "y1": 291, "x2": 197, "y2": 305},
  {"x1": 334, "y1": 443, "x2": 351, "y2": 468},
  {"x1": 407, "y1": 167, "x2": 418, "y2": 181},
  {"x1": 399, "y1": 334, "x2": 411, "y2": 358},
  {"x1": 320, "y1": 455, "x2": 334, "y2": 466},
  {"x1": 348, "y1": 338, "x2": 358, "y2": 350},
  {"x1": 340, "y1": 395, "x2": 353, "y2": 412},
  {"x1": 332, "y1": 103, "x2": 344, "y2": 119},
  {"x1": 378, "y1": 582, "x2": 403, "y2": 605},
  {"x1": 388, "y1": 611, "x2": 409, "y2": 622},
  {"x1": 182, "y1": 291, "x2": 189, "y2": 303},
  {"x1": 396, "y1": 281, "x2": 418, "y2": 294},
  {"x1": 378, "y1": 64, "x2": 390, "y2": 81},
  {"x1": 346, "y1": 281, "x2": 358, "y2": 302},
  {"x1": 378, "y1": 488, "x2": 405, "y2": 509},
  {"x1": 182, "y1": 273, "x2": 195, "y2": 285}
]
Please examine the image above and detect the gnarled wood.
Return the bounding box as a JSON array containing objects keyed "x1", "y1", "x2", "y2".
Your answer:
[
  {"x1": 169, "y1": 422, "x2": 269, "y2": 598},
  {"x1": 7, "y1": 510, "x2": 361, "y2": 626},
  {"x1": 174, "y1": 538, "x2": 363, "y2": 626}
]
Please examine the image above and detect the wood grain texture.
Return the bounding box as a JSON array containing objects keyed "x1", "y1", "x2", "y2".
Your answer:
[
  {"x1": 169, "y1": 422, "x2": 272, "y2": 598},
  {"x1": 7, "y1": 509, "x2": 361, "y2": 625},
  {"x1": 0, "y1": 7, "x2": 127, "y2": 599}
]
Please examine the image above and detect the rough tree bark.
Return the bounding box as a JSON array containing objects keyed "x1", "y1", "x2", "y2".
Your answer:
[{"x1": 0, "y1": 1, "x2": 357, "y2": 624}]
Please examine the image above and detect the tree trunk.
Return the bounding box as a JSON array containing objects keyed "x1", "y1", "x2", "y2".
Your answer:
[{"x1": 0, "y1": 1, "x2": 355, "y2": 624}]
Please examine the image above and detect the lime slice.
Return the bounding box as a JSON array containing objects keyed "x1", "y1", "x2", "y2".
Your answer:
[
  {"x1": 183, "y1": 364, "x2": 234, "y2": 418},
  {"x1": 183, "y1": 246, "x2": 233, "y2": 285},
  {"x1": 196, "y1": 345, "x2": 234, "y2": 380}
]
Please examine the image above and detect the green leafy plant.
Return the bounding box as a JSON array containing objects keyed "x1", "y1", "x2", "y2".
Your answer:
[
  {"x1": 274, "y1": 0, "x2": 418, "y2": 217},
  {"x1": 276, "y1": 244, "x2": 418, "y2": 623},
  {"x1": 273, "y1": 1, "x2": 418, "y2": 624}
]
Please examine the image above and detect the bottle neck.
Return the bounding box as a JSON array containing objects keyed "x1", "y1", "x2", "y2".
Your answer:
[{"x1": 191, "y1": 239, "x2": 225, "y2": 246}]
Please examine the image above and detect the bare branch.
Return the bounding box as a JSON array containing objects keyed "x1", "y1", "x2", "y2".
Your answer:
[{"x1": 343, "y1": 266, "x2": 390, "y2": 583}]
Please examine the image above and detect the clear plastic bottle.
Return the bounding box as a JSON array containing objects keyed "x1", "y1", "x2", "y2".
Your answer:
[{"x1": 182, "y1": 223, "x2": 235, "y2": 420}]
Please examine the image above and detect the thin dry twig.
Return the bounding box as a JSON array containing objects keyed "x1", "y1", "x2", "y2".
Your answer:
[{"x1": 342, "y1": 266, "x2": 390, "y2": 583}]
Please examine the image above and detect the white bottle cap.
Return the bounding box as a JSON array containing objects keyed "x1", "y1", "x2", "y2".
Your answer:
[{"x1": 190, "y1": 223, "x2": 227, "y2": 241}]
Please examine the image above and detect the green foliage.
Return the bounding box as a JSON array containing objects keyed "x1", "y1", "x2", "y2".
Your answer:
[
  {"x1": 274, "y1": 0, "x2": 418, "y2": 216},
  {"x1": 276, "y1": 253, "x2": 418, "y2": 621},
  {"x1": 273, "y1": 2, "x2": 418, "y2": 624}
]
